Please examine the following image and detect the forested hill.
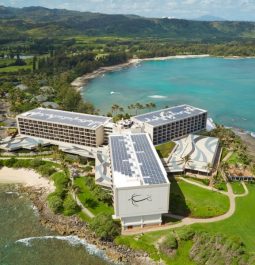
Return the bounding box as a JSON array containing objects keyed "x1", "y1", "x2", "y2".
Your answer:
[{"x1": 1, "y1": 5, "x2": 255, "y2": 41}]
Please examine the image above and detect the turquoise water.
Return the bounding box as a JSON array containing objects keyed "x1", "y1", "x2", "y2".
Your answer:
[
  {"x1": 0, "y1": 185, "x2": 110, "y2": 265},
  {"x1": 83, "y1": 57, "x2": 255, "y2": 132}
]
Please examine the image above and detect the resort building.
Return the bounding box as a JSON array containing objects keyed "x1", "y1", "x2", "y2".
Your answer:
[
  {"x1": 132, "y1": 104, "x2": 207, "y2": 145},
  {"x1": 166, "y1": 134, "x2": 220, "y2": 175},
  {"x1": 109, "y1": 133, "x2": 170, "y2": 228},
  {"x1": 16, "y1": 108, "x2": 112, "y2": 148}
]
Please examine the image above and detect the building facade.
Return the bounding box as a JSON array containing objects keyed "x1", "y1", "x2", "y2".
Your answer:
[
  {"x1": 17, "y1": 108, "x2": 112, "y2": 148},
  {"x1": 132, "y1": 104, "x2": 207, "y2": 145},
  {"x1": 109, "y1": 133, "x2": 170, "y2": 228}
]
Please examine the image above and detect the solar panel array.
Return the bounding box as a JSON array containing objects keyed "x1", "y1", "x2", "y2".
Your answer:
[
  {"x1": 131, "y1": 134, "x2": 167, "y2": 184},
  {"x1": 110, "y1": 134, "x2": 167, "y2": 185},
  {"x1": 110, "y1": 136, "x2": 132, "y2": 177},
  {"x1": 20, "y1": 108, "x2": 111, "y2": 129},
  {"x1": 134, "y1": 104, "x2": 206, "y2": 127}
]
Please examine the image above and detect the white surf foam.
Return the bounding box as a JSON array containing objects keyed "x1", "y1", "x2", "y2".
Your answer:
[
  {"x1": 148, "y1": 95, "x2": 167, "y2": 99},
  {"x1": 16, "y1": 235, "x2": 109, "y2": 260}
]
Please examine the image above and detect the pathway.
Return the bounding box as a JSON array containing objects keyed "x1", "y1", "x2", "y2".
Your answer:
[{"x1": 122, "y1": 179, "x2": 248, "y2": 236}]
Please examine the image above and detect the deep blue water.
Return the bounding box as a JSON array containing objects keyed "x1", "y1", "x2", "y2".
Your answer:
[{"x1": 83, "y1": 57, "x2": 255, "y2": 132}]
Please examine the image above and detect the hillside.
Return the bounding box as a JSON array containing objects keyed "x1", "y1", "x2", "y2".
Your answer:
[{"x1": 1, "y1": 6, "x2": 255, "y2": 42}]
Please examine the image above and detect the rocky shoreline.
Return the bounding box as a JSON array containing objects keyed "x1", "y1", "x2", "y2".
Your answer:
[{"x1": 18, "y1": 185, "x2": 160, "y2": 265}]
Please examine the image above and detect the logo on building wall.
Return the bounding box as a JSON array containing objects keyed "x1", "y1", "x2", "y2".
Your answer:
[{"x1": 128, "y1": 194, "x2": 152, "y2": 207}]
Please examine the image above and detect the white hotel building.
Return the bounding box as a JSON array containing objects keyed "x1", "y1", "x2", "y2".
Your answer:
[
  {"x1": 4, "y1": 105, "x2": 213, "y2": 229},
  {"x1": 109, "y1": 133, "x2": 170, "y2": 228},
  {"x1": 132, "y1": 104, "x2": 207, "y2": 145}
]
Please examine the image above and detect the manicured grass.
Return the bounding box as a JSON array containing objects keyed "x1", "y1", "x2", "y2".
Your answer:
[
  {"x1": 170, "y1": 179, "x2": 229, "y2": 218},
  {"x1": 74, "y1": 177, "x2": 113, "y2": 216},
  {"x1": 190, "y1": 184, "x2": 255, "y2": 252},
  {"x1": 156, "y1": 141, "x2": 176, "y2": 158},
  {"x1": 0, "y1": 64, "x2": 32, "y2": 72},
  {"x1": 231, "y1": 181, "x2": 245, "y2": 194},
  {"x1": 183, "y1": 175, "x2": 210, "y2": 186}
]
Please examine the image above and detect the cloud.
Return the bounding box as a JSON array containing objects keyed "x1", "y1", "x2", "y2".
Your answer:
[{"x1": 1, "y1": 0, "x2": 255, "y2": 20}]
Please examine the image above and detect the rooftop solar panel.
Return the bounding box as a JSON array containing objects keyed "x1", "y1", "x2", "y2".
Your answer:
[
  {"x1": 18, "y1": 108, "x2": 111, "y2": 129},
  {"x1": 109, "y1": 133, "x2": 168, "y2": 186},
  {"x1": 133, "y1": 104, "x2": 207, "y2": 127}
]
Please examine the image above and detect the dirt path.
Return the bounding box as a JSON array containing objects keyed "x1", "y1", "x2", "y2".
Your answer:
[{"x1": 123, "y1": 180, "x2": 248, "y2": 236}]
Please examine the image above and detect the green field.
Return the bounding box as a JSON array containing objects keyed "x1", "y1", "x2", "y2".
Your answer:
[
  {"x1": 191, "y1": 184, "x2": 255, "y2": 252},
  {"x1": 156, "y1": 141, "x2": 176, "y2": 158},
  {"x1": 231, "y1": 181, "x2": 245, "y2": 194},
  {"x1": 74, "y1": 177, "x2": 113, "y2": 216},
  {"x1": 170, "y1": 179, "x2": 229, "y2": 218}
]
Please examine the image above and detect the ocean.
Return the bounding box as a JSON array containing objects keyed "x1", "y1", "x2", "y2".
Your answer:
[
  {"x1": 0, "y1": 185, "x2": 111, "y2": 265},
  {"x1": 83, "y1": 57, "x2": 255, "y2": 133}
]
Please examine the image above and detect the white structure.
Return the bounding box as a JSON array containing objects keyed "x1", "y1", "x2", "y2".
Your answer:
[
  {"x1": 109, "y1": 133, "x2": 170, "y2": 228},
  {"x1": 16, "y1": 108, "x2": 112, "y2": 148},
  {"x1": 132, "y1": 104, "x2": 207, "y2": 145},
  {"x1": 167, "y1": 134, "x2": 219, "y2": 174}
]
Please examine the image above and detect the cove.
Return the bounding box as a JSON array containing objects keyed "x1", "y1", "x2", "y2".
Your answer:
[{"x1": 82, "y1": 57, "x2": 255, "y2": 133}]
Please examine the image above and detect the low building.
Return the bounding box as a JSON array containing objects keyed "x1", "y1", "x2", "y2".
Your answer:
[
  {"x1": 167, "y1": 134, "x2": 220, "y2": 175},
  {"x1": 109, "y1": 133, "x2": 170, "y2": 228},
  {"x1": 132, "y1": 104, "x2": 207, "y2": 145},
  {"x1": 16, "y1": 108, "x2": 112, "y2": 148}
]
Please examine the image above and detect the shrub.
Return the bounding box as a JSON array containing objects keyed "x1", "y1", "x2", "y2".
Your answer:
[
  {"x1": 84, "y1": 165, "x2": 93, "y2": 172},
  {"x1": 89, "y1": 212, "x2": 121, "y2": 241},
  {"x1": 178, "y1": 227, "x2": 195, "y2": 241},
  {"x1": 37, "y1": 164, "x2": 56, "y2": 177},
  {"x1": 47, "y1": 191, "x2": 63, "y2": 213},
  {"x1": 51, "y1": 172, "x2": 69, "y2": 191},
  {"x1": 160, "y1": 233, "x2": 178, "y2": 250},
  {"x1": 30, "y1": 158, "x2": 45, "y2": 168},
  {"x1": 4, "y1": 157, "x2": 18, "y2": 167},
  {"x1": 63, "y1": 194, "x2": 80, "y2": 216}
]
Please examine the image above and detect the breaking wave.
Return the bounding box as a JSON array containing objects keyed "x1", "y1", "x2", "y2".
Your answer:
[
  {"x1": 16, "y1": 235, "x2": 109, "y2": 260},
  {"x1": 148, "y1": 95, "x2": 167, "y2": 99}
]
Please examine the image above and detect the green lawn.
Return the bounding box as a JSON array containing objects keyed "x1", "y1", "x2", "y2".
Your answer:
[
  {"x1": 170, "y1": 179, "x2": 229, "y2": 218},
  {"x1": 74, "y1": 177, "x2": 113, "y2": 216},
  {"x1": 191, "y1": 184, "x2": 255, "y2": 252},
  {"x1": 116, "y1": 183, "x2": 255, "y2": 262},
  {"x1": 0, "y1": 64, "x2": 32, "y2": 72},
  {"x1": 156, "y1": 141, "x2": 176, "y2": 158},
  {"x1": 231, "y1": 181, "x2": 245, "y2": 194}
]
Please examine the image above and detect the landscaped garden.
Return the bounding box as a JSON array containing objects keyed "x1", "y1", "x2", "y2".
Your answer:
[
  {"x1": 156, "y1": 141, "x2": 176, "y2": 158},
  {"x1": 74, "y1": 177, "x2": 113, "y2": 216},
  {"x1": 170, "y1": 178, "x2": 229, "y2": 218}
]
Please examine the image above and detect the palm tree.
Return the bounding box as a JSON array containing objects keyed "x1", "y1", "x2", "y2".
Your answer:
[
  {"x1": 149, "y1": 102, "x2": 156, "y2": 111},
  {"x1": 182, "y1": 154, "x2": 192, "y2": 173},
  {"x1": 206, "y1": 162, "x2": 213, "y2": 176}
]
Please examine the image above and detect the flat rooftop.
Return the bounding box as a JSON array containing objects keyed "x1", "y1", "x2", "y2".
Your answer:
[
  {"x1": 133, "y1": 104, "x2": 207, "y2": 127},
  {"x1": 18, "y1": 108, "x2": 112, "y2": 129},
  {"x1": 168, "y1": 134, "x2": 219, "y2": 173},
  {"x1": 109, "y1": 133, "x2": 168, "y2": 188}
]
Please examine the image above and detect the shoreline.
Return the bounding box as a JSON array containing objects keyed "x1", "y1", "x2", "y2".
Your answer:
[
  {"x1": 0, "y1": 167, "x2": 54, "y2": 192},
  {"x1": 71, "y1": 54, "x2": 210, "y2": 91},
  {"x1": 71, "y1": 54, "x2": 255, "y2": 91},
  {"x1": 0, "y1": 167, "x2": 150, "y2": 265}
]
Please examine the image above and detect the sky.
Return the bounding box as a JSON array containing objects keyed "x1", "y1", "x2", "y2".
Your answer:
[{"x1": 1, "y1": 0, "x2": 255, "y2": 21}]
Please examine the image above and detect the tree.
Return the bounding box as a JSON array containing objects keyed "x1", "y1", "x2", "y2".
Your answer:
[
  {"x1": 63, "y1": 194, "x2": 80, "y2": 216},
  {"x1": 47, "y1": 192, "x2": 63, "y2": 213},
  {"x1": 182, "y1": 154, "x2": 192, "y2": 173},
  {"x1": 89, "y1": 212, "x2": 121, "y2": 241}
]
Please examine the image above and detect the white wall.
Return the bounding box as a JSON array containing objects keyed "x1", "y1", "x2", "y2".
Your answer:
[{"x1": 114, "y1": 184, "x2": 170, "y2": 218}]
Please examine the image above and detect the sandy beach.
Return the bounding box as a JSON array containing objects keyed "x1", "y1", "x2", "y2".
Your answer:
[
  {"x1": 0, "y1": 167, "x2": 54, "y2": 192},
  {"x1": 71, "y1": 54, "x2": 210, "y2": 91}
]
